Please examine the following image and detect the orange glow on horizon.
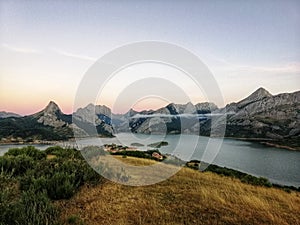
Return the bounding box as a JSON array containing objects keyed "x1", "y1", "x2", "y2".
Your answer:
[{"x1": 0, "y1": 97, "x2": 74, "y2": 116}]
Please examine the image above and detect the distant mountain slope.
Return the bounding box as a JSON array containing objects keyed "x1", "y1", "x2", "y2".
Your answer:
[
  {"x1": 111, "y1": 88, "x2": 300, "y2": 148},
  {"x1": 221, "y1": 88, "x2": 300, "y2": 142},
  {"x1": 73, "y1": 103, "x2": 114, "y2": 137},
  {"x1": 0, "y1": 111, "x2": 21, "y2": 118},
  {"x1": 112, "y1": 102, "x2": 218, "y2": 134},
  {"x1": 0, "y1": 101, "x2": 114, "y2": 142},
  {"x1": 0, "y1": 102, "x2": 73, "y2": 142}
]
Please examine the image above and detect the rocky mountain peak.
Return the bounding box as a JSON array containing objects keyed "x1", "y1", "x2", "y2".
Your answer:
[
  {"x1": 33, "y1": 101, "x2": 71, "y2": 128},
  {"x1": 183, "y1": 102, "x2": 196, "y2": 114},
  {"x1": 126, "y1": 108, "x2": 138, "y2": 117},
  {"x1": 195, "y1": 102, "x2": 218, "y2": 112},
  {"x1": 176, "y1": 103, "x2": 194, "y2": 113},
  {"x1": 44, "y1": 101, "x2": 61, "y2": 114},
  {"x1": 185, "y1": 102, "x2": 193, "y2": 107},
  {"x1": 237, "y1": 87, "x2": 272, "y2": 108},
  {"x1": 249, "y1": 87, "x2": 272, "y2": 99}
]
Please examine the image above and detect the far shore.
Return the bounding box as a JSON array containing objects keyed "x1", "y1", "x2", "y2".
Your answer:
[
  {"x1": 0, "y1": 140, "x2": 59, "y2": 145},
  {"x1": 259, "y1": 141, "x2": 300, "y2": 151},
  {"x1": 222, "y1": 137, "x2": 299, "y2": 151},
  {"x1": 227, "y1": 137, "x2": 299, "y2": 151},
  {"x1": 0, "y1": 134, "x2": 299, "y2": 151}
]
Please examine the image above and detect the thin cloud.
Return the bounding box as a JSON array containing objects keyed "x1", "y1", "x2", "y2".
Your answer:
[
  {"x1": 205, "y1": 54, "x2": 300, "y2": 74},
  {"x1": 1, "y1": 43, "x2": 40, "y2": 54},
  {"x1": 52, "y1": 48, "x2": 97, "y2": 61},
  {"x1": 239, "y1": 63, "x2": 300, "y2": 74},
  {"x1": 131, "y1": 113, "x2": 228, "y2": 119}
]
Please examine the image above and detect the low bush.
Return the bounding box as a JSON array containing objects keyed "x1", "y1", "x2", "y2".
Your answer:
[
  {"x1": 241, "y1": 175, "x2": 272, "y2": 187},
  {"x1": 19, "y1": 155, "x2": 103, "y2": 200},
  {"x1": 0, "y1": 146, "x2": 108, "y2": 225},
  {"x1": 4, "y1": 146, "x2": 46, "y2": 160},
  {"x1": 111, "y1": 149, "x2": 165, "y2": 161},
  {"x1": 66, "y1": 214, "x2": 84, "y2": 225},
  {"x1": 45, "y1": 146, "x2": 81, "y2": 159},
  {"x1": 47, "y1": 172, "x2": 77, "y2": 200},
  {"x1": 1, "y1": 190, "x2": 59, "y2": 225},
  {"x1": 186, "y1": 161, "x2": 274, "y2": 188},
  {"x1": 0, "y1": 154, "x2": 35, "y2": 176}
]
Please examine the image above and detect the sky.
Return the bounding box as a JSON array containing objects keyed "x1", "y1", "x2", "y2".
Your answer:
[{"x1": 0, "y1": 0, "x2": 299, "y2": 115}]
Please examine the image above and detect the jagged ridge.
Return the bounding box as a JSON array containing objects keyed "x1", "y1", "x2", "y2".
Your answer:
[{"x1": 0, "y1": 88, "x2": 299, "y2": 145}]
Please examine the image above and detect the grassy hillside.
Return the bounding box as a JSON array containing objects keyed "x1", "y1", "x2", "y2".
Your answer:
[
  {"x1": 57, "y1": 156, "x2": 300, "y2": 225},
  {"x1": 1, "y1": 147, "x2": 299, "y2": 225}
]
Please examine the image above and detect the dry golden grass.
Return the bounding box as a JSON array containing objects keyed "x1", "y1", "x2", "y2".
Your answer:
[
  {"x1": 57, "y1": 157, "x2": 300, "y2": 225},
  {"x1": 46, "y1": 154, "x2": 57, "y2": 160}
]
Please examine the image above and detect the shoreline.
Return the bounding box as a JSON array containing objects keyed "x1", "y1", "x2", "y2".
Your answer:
[
  {"x1": 0, "y1": 140, "x2": 59, "y2": 145},
  {"x1": 259, "y1": 141, "x2": 300, "y2": 151},
  {"x1": 1, "y1": 142, "x2": 299, "y2": 189},
  {"x1": 0, "y1": 134, "x2": 115, "y2": 145},
  {"x1": 0, "y1": 135, "x2": 299, "y2": 151},
  {"x1": 215, "y1": 136, "x2": 300, "y2": 151}
]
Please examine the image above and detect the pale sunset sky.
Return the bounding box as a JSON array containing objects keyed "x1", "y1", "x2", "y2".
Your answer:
[{"x1": 0, "y1": 0, "x2": 299, "y2": 115}]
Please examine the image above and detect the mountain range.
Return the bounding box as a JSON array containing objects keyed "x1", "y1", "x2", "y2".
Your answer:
[{"x1": 0, "y1": 87, "x2": 299, "y2": 149}]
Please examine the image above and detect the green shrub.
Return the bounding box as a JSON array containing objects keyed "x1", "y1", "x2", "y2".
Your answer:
[
  {"x1": 195, "y1": 163, "x2": 274, "y2": 188},
  {"x1": 47, "y1": 172, "x2": 77, "y2": 200},
  {"x1": 19, "y1": 173, "x2": 48, "y2": 193},
  {"x1": 45, "y1": 146, "x2": 81, "y2": 159},
  {"x1": 19, "y1": 156, "x2": 103, "y2": 199},
  {"x1": 1, "y1": 190, "x2": 59, "y2": 225},
  {"x1": 5, "y1": 146, "x2": 46, "y2": 160},
  {"x1": 111, "y1": 149, "x2": 165, "y2": 161},
  {"x1": 0, "y1": 190, "x2": 13, "y2": 224},
  {"x1": 241, "y1": 175, "x2": 272, "y2": 187},
  {"x1": 0, "y1": 155, "x2": 35, "y2": 176},
  {"x1": 0, "y1": 145, "x2": 108, "y2": 224},
  {"x1": 67, "y1": 214, "x2": 84, "y2": 224}
]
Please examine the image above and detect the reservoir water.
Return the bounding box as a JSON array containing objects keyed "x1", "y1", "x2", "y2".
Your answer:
[{"x1": 1, "y1": 133, "x2": 299, "y2": 187}]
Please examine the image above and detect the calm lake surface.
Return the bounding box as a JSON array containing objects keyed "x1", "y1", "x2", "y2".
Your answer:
[{"x1": 1, "y1": 133, "x2": 299, "y2": 187}]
